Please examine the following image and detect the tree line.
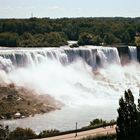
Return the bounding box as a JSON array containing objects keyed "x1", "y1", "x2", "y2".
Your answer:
[{"x1": 0, "y1": 17, "x2": 140, "y2": 47}]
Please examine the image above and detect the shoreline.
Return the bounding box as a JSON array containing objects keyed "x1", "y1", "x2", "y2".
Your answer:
[{"x1": 0, "y1": 83, "x2": 62, "y2": 120}]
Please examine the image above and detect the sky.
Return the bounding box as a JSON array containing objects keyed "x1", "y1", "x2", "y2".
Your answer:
[{"x1": 0, "y1": 0, "x2": 140, "y2": 18}]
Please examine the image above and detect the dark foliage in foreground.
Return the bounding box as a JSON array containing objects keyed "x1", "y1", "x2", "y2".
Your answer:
[
  {"x1": 38, "y1": 129, "x2": 60, "y2": 138},
  {"x1": 81, "y1": 134, "x2": 116, "y2": 140},
  {"x1": 0, "y1": 17, "x2": 140, "y2": 47},
  {"x1": 9, "y1": 127, "x2": 37, "y2": 140},
  {"x1": 0, "y1": 126, "x2": 60, "y2": 140},
  {"x1": 116, "y1": 89, "x2": 140, "y2": 140},
  {"x1": 0, "y1": 121, "x2": 116, "y2": 140}
]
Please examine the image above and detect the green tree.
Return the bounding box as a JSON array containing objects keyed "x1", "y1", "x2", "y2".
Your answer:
[
  {"x1": 93, "y1": 35, "x2": 102, "y2": 45},
  {"x1": 103, "y1": 33, "x2": 120, "y2": 45},
  {"x1": 78, "y1": 33, "x2": 94, "y2": 45},
  {"x1": 90, "y1": 119, "x2": 106, "y2": 127},
  {"x1": 43, "y1": 32, "x2": 68, "y2": 47},
  {"x1": 121, "y1": 31, "x2": 131, "y2": 44},
  {"x1": 18, "y1": 32, "x2": 35, "y2": 47},
  {"x1": 0, "y1": 32, "x2": 18, "y2": 47},
  {"x1": 9, "y1": 127, "x2": 37, "y2": 140},
  {"x1": 116, "y1": 89, "x2": 139, "y2": 140},
  {"x1": 38, "y1": 129, "x2": 60, "y2": 138}
]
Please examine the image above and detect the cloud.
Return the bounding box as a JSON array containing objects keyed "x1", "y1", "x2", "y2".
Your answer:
[{"x1": 48, "y1": 6, "x2": 63, "y2": 11}]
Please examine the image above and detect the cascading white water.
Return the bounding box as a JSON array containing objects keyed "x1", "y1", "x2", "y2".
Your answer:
[
  {"x1": 96, "y1": 47, "x2": 120, "y2": 67},
  {"x1": 0, "y1": 46, "x2": 139, "y2": 106},
  {"x1": 0, "y1": 46, "x2": 121, "y2": 70},
  {"x1": 128, "y1": 46, "x2": 137, "y2": 61}
]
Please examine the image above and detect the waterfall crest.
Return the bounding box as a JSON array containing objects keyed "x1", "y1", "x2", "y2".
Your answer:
[{"x1": 0, "y1": 46, "x2": 122, "y2": 72}]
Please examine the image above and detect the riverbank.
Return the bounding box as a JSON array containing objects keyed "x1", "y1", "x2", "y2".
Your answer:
[
  {"x1": 33, "y1": 125, "x2": 116, "y2": 140},
  {"x1": 0, "y1": 122, "x2": 116, "y2": 140},
  {"x1": 0, "y1": 83, "x2": 61, "y2": 120}
]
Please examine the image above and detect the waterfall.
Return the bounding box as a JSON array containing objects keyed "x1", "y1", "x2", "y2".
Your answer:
[
  {"x1": 0, "y1": 46, "x2": 140, "y2": 107},
  {"x1": 0, "y1": 46, "x2": 121, "y2": 72},
  {"x1": 128, "y1": 46, "x2": 137, "y2": 61},
  {"x1": 96, "y1": 47, "x2": 120, "y2": 67}
]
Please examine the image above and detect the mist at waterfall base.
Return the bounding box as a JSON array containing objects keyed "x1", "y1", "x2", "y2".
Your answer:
[{"x1": 0, "y1": 46, "x2": 140, "y2": 132}]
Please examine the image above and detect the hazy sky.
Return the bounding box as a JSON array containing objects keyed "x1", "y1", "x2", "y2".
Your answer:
[{"x1": 0, "y1": 0, "x2": 140, "y2": 18}]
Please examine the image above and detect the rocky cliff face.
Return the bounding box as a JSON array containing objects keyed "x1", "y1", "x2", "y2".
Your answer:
[{"x1": 117, "y1": 47, "x2": 130, "y2": 65}]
